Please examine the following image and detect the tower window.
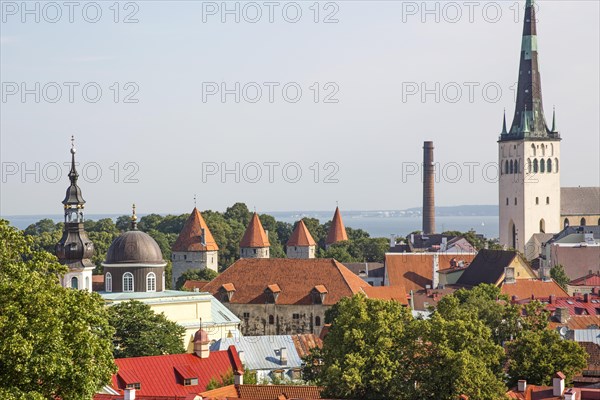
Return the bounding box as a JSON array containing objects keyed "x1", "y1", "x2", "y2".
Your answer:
[
  {"x1": 564, "y1": 218, "x2": 570, "y2": 229},
  {"x1": 533, "y1": 159, "x2": 539, "y2": 173},
  {"x1": 71, "y1": 276, "x2": 78, "y2": 289},
  {"x1": 146, "y1": 272, "x2": 156, "y2": 292},
  {"x1": 540, "y1": 159, "x2": 545, "y2": 173},
  {"x1": 105, "y1": 272, "x2": 112, "y2": 292},
  {"x1": 527, "y1": 159, "x2": 532, "y2": 173},
  {"x1": 506, "y1": 198, "x2": 509, "y2": 206},
  {"x1": 536, "y1": 197, "x2": 539, "y2": 205},
  {"x1": 514, "y1": 198, "x2": 517, "y2": 206},
  {"x1": 581, "y1": 218, "x2": 587, "y2": 226},
  {"x1": 547, "y1": 159, "x2": 552, "y2": 173},
  {"x1": 555, "y1": 158, "x2": 559, "y2": 173},
  {"x1": 315, "y1": 316, "x2": 321, "y2": 326},
  {"x1": 269, "y1": 315, "x2": 274, "y2": 325},
  {"x1": 539, "y1": 219, "x2": 545, "y2": 233},
  {"x1": 505, "y1": 160, "x2": 509, "y2": 175},
  {"x1": 123, "y1": 272, "x2": 134, "y2": 292},
  {"x1": 546, "y1": 197, "x2": 550, "y2": 205},
  {"x1": 510, "y1": 160, "x2": 514, "y2": 174}
]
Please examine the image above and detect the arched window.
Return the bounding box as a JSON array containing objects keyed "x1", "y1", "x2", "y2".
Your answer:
[
  {"x1": 533, "y1": 159, "x2": 539, "y2": 173},
  {"x1": 598, "y1": 218, "x2": 600, "y2": 226},
  {"x1": 515, "y1": 159, "x2": 519, "y2": 174},
  {"x1": 505, "y1": 160, "x2": 509, "y2": 175},
  {"x1": 85, "y1": 277, "x2": 90, "y2": 291},
  {"x1": 269, "y1": 315, "x2": 274, "y2": 325},
  {"x1": 514, "y1": 197, "x2": 517, "y2": 206},
  {"x1": 506, "y1": 198, "x2": 509, "y2": 206},
  {"x1": 146, "y1": 272, "x2": 156, "y2": 292},
  {"x1": 531, "y1": 144, "x2": 536, "y2": 156},
  {"x1": 547, "y1": 159, "x2": 552, "y2": 173},
  {"x1": 510, "y1": 221, "x2": 516, "y2": 249},
  {"x1": 510, "y1": 160, "x2": 514, "y2": 174},
  {"x1": 546, "y1": 197, "x2": 550, "y2": 205},
  {"x1": 539, "y1": 219, "x2": 545, "y2": 233},
  {"x1": 581, "y1": 218, "x2": 587, "y2": 226},
  {"x1": 550, "y1": 143, "x2": 554, "y2": 156},
  {"x1": 555, "y1": 158, "x2": 559, "y2": 173},
  {"x1": 315, "y1": 316, "x2": 321, "y2": 327},
  {"x1": 105, "y1": 272, "x2": 113, "y2": 292},
  {"x1": 564, "y1": 218, "x2": 570, "y2": 229},
  {"x1": 123, "y1": 272, "x2": 134, "y2": 292},
  {"x1": 541, "y1": 145, "x2": 545, "y2": 156},
  {"x1": 71, "y1": 276, "x2": 78, "y2": 289},
  {"x1": 540, "y1": 159, "x2": 545, "y2": 173},
  {"x1": 527, "y1": 159, "x2": 532, "y2": 173},
  {"x1": 536, "y1": 197, "x2": 539, "y2": 205}
]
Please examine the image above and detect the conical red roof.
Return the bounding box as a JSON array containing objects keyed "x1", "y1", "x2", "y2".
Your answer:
[
  {"x1": 287, "y1": 220, "x2": 316, "y2": 247},
  {"x1": 326, "y1": 207, "x2": 348, "y2": 245},
  {"x1": 172, "y1": 208, "x2": 219, "y2": 252},
  {"x1": 240, "y1": 213, "x2": 270, "y2": 248}
]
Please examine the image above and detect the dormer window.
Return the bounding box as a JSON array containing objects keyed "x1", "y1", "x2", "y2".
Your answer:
[
  {"x1": 126, "y1": 383, "x2": 141, "y2": 390},
  {"x1": 265, "y1": 284, "x2": 281, "y2": 304},
  {"x1": 312, "y1": 285, "x2": 328, "y2": 304},
  {"x1": 504, "y1": 267, "x2": 516, "y2": 284},
  {"x1": 184, "y1": 378, "x2": 198, "y2": 386},
  {"x1": 219, "y1": 283, "x2": 236, "y2": 302}
]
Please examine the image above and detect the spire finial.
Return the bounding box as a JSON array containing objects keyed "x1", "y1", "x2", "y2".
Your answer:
[
  {"x1": 70, "y1": 135, "x2": 76, "y2": 154},
  {"x1": 194, "y1": 194, "x2": 197, "y2": 208},
  {"x1": 131, "y1": 203, "x2": 138, "y2": 230},
  {"x1": 502, "y1": 109, "x2": 508, "y2": 135}
]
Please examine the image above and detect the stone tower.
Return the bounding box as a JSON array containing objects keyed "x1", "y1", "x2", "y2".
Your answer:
[
  {"x1": 171, "y1": 207, "x2": 219, "y2": 286},
  {"x1": 240, "y1": 213, "x2": 270, "y2": 258},
  {"x1": 287, "y1": 220, "x2": 317, "y2": 259},
  {"x1": 55, "y1": 136, "x2": 95, "y2": 291},
  {"x1": 325, "y1": 206, "x2": 348, "y2": 249},
  {"x1": 498, "y1": 0, "x2": 561, "y2": 259}
]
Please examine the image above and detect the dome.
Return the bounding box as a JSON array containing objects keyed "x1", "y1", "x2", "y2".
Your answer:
[
  {"x1": 193, "y1": 329, "x2": 209, "y2": 343},
  {"x1": 103, "y1": 230, "x2": 166, "y2": 265}
]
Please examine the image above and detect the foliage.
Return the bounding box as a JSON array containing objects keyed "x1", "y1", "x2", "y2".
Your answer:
[
  {"x1": 176, "y1": 268, "x2": 219, "y2": 290},
  {"x1": 205, "y1": 368, "x2": 234, "y2": 390},
  {"x1": 107, "y1": 300, "x2": 185, "y2": 358},
  {"x1": 550, "y1": 264, "x2": 570, "y2": 290},
  {"x1": 0, "y1": 219, "x2": 116, "y2": 399},
  {"x1": 506, "y1": 329, "x2": 587, "y2": 386}
]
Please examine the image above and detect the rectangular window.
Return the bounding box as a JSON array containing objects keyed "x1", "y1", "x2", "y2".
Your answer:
[
  {"x1": 184, "y1": 378, "x2": 198, "y2": 386},
  {"x1": 126, "y1": 383, "x2": 141, "y2": 390},
  {"x1": 243, "y1": 312, "x2": 250, "y2": 319},
  {"x1": 292, "y1": 313, "x2": 300, "y2": 320}
]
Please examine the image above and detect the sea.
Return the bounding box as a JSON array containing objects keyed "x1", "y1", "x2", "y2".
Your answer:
[{"x1": 3, "y1": 211, "x2": 500, "y2": 239}]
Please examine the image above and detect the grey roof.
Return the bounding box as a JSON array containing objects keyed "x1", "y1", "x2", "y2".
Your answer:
[
  {"x1": 546, "y1": 226, "x2": 600, "y2": 245},
  {"x1": 103, "y1": 230, "x2": 166, "y2": 265},
  {"x1": 573, "y1": 329, "x2": 600, "y2": 345},
  {"x1": 561, "y1": 187, "x2": 600, "y2": 216},
  {"x1": 343, "y1": 262, "x2": 385, "y2": 278},
  {"x1": 211, "y1": 335, "x2": 303, "y2": 371},
  {"x1": 456, "y1": 250, "x2": 517, "y2": 287}
]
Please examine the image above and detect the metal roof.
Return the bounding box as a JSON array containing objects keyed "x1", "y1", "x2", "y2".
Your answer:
[
  {"x1": 211, "y1": 335, "x2": 303, "y2": 371},
  {"x1": 573, "y1": 329, "x2": 600, "y2": 345}
]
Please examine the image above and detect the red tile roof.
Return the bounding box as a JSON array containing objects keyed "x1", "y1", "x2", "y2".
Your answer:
[
  {"x1": 240, "y1": 213, "x2": 270, "y2": 248},
  {"x1": 111, "y1": 346, "x2": 242, "y2": 397},
  {"x1": 92, "y1": 274, "x2": 105, "y2": 291},
  {"x1": 287, "y1": 220, "x2": 316, "y2": 247},
  {"x1": 548, "y1": 315, "x2": 600, "y2": 330},
  {"x1": 172, "y1": 208, "x2": 219, "y2": 252},
  {"x1": 203, "y1": 258, "x2": 369, "y2": 305},
  {"x1": 325, "y1": 207, "x2": 348, "y2": 245},
  {"x1": 361, "y1": 285, "x2": 409, "y2": 305},
  {"x1": 385, "y1": 253, "x2": 477, "y2": 292},
  {"x1": 95, "y1": 395, "x2": 194, "y2": 400},
  {"x1": 199, "y1": 384, "x2": 323, "y2": 399},
  {"x1": 501, "y1": 279, "x2": 569, "y2": 300},
  {"x1": 571, "y1": 272, "x2": 600, "y2": 286},
  {"x1": 291, "y1": 334, "x2": 323, "y2": 358},
  {"x1": 506, "y1": 385, "x2": 600, "y2": 400}
]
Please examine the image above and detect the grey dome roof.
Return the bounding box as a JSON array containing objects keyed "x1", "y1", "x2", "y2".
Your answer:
[{"x1": 104, "y1": 230, "x2": 166, "y2": 265}]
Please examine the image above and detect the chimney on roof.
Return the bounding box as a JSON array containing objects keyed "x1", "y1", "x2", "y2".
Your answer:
[
  {"x1": 280, "y1": 347, "x2": 288, "y2": 366},
  {"x1": 553, "y1": 372, "x2": 565, "y2": 396},
  {"x1": 584, "y1": 293, "x2": 590, "y2": 303},
  {"x1": 563, "y1": 388, "x2": 577, "y2": 400},
  {"x1": 409, "y1": 290, "x2": 415, "y2": 310},
  {"x1": 549, "y1": 294, "x2": 555, "y2": 304},
  {"x1": 517, "y1": 380, "x2": 527, "y2": 393},
  {"x1": 422, "y1": 141, "x2": 435, "y2": 235},
  {"x1": 124, "y1": 389, "x2": 136, "y2": 400},
  {"x1": 193, "y1": 328, "x2": 210, "y2": 359},
  {"x1": 554, "y1": 307, "x2": 569, "y2": 324}
]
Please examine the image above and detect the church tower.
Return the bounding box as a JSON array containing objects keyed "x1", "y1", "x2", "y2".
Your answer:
[
  {"x1": 55, "y1": 137, "x2": 95, "y2": 290},
  {"x1": 239, "y1": 213, "x2": 270, "y2": 258},
  {"x1": 499, "y1": 0, "x2": 561, "y2": 259}
]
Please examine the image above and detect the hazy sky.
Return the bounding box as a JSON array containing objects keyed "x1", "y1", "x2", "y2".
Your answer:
[{"x1": 1, "y1": 0, "x2": 599, "y2": 216}]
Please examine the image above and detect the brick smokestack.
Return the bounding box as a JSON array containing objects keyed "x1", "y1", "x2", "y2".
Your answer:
[{"x1": 422, "y1": 141, "x2": 435, "y2": 235}]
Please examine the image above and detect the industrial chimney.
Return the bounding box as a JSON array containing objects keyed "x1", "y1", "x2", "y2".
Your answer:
[{"x1": 422, "y1": 141, "x2": 435, "y2": 235}]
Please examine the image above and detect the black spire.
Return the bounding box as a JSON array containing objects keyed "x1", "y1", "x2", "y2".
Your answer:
[
  {"x1": 501, "y1": 0, "x2": 559, "y2": 141},
  {"x1": 62, "y1": 135, "x2": 86, "y2": 208}
]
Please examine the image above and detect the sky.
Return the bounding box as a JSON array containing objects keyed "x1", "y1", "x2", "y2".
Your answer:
[{"x1": 1, "y1": 0, "x2": 599, "y2": 216}]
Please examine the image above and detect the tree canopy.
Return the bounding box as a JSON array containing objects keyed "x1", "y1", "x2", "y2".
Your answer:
[
  {"x1": 107, "y1": 300, "x2": 186, "y2": 358},
  {"x1": 175, "y1": 268, "x2": 218, "y2": 290},
  {"x1": 0, "y1": 219, "x2": 116, "y2": 399}
]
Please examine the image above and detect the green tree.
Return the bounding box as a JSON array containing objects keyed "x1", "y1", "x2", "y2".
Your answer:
[
  {"x1": 0, "y1": 219, "x2": 116, "y2": 399},
  {"x1": 107, "y1": 300, "x2": 185, "y2": 358},
  {"x1": 550, "y1": 264, "x2": 570, "y2": 290},
  {"x1": 506, "y1": 329, "x2": 587, "y2": 386},
  {"x1": 176, "y1": 268, "x2": 218, "y2": 290}
]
